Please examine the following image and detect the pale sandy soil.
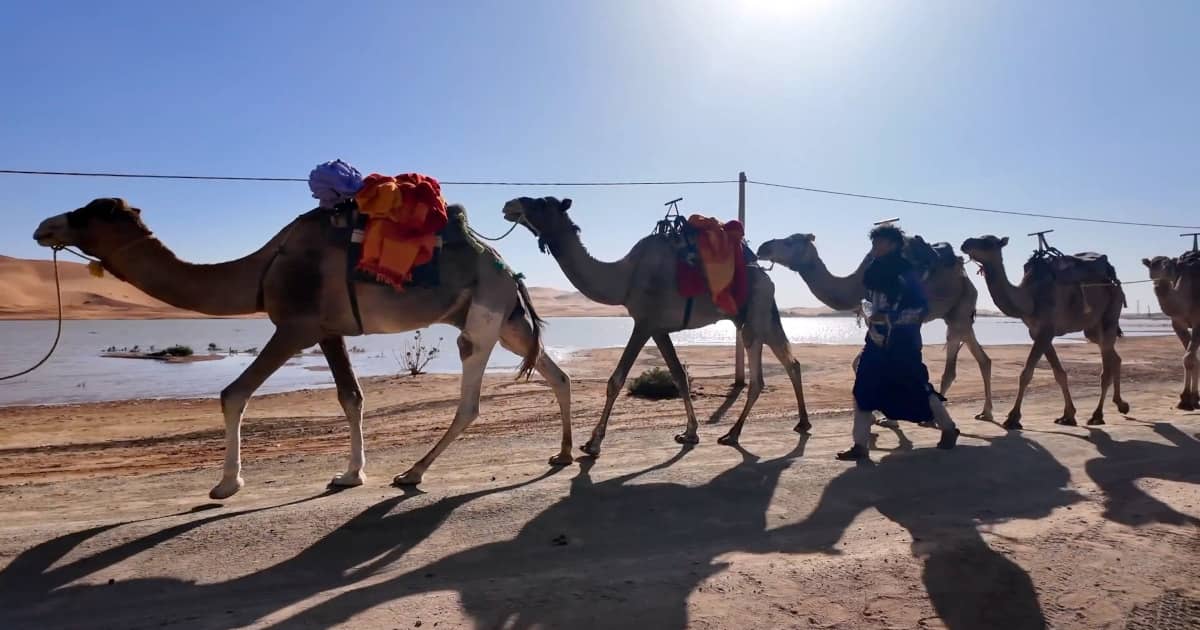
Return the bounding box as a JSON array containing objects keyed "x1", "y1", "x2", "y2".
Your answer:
[{"x1": 0, "y1": 337, "x2": 1198, "y2": 629}]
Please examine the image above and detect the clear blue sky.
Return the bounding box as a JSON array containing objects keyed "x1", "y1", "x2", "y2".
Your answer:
[{"x1": 2, "y1": 1, "x2": 1196, "y2": 311}]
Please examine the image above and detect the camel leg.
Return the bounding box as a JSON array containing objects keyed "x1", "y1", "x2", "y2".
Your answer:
[
  {"x1": 212, "y1": 326, "x2": 317, "y2": 499},
  {"x1": 960, "y1": 329, "x2": 994, "y2": 421},
  {"x1": 582, "y1": 329, "x2": 651, "y2": 456},
  {"x1": 939, "y1": 327, "x2": 964, "y2": 399},
  {"x1": 718, "y1": 337, "x2": 764, "y2": 446},
  {"x1": 653, "y1": 333, "x2": 700, "y2": 445},
  {"x1": 499, "y1": 316, "x2": 573, "y2": 465},
  {"x1": 1043, "y1": 346, "x2": 1078, "y2": 426},
  {"x1": 1182, "y1": 327, "x2": 1200, "y2": 411},
  {"x1": 763, "y1": 314, "x2": 810, "y2": 433},
  {"x1": 394, "y1": 304, "x2": 503, "y2": 486},
  {"x1": 320, "y1": 336, "x2": 367, "y2": 488},
  {"x1": 1005, "y1": 337, "x2": 1051, "y2": 431},
  {"x1": 1109, "y1": 334, "x2": 1130, "y2": 416},
  {"x1": 1089, "y1": 339, "x2": 1115, "y2": 426}
]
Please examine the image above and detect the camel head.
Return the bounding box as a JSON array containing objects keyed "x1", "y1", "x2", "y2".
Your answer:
[
  {"x1": 502, "y1": 196, "x2": 577, "y2": 253},
  {"x1": 960, "y1": 235, "x2": 1009, "y2": 266},
  {"x1": 756, "y1": 234, "x2": 819, "y2": 271},
  {"x1": 33, "y1": 198, "x2": 150, "y2": 258},
  {"x1": 1143, "y1": 256, "x2": 1179, "y2": 282}
]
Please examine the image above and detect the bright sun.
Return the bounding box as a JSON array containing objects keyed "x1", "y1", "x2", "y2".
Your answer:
[{"x1": 741, "y1": 0, "x2": 828, "y2": 19}]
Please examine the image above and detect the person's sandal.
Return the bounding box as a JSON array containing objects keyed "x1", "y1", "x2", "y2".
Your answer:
[
  {"x1": 836, "y1": 444, "x2": 869, "y2": 461},
  {"x1": 937, "y1": 428, "x2": 960, "y2": 450}
]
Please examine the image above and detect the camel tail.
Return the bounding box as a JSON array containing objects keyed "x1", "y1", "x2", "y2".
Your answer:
[{"x1": 514, "y1": 275, "x2": 544, "y2": 380}]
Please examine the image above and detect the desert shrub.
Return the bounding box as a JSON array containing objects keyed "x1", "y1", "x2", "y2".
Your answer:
[
  {"x1": 627, "y1": 367, "x2": 690, "y2": 399},
  {"x1": 164, "y1": 344, "x2": 193, "y2": 357},
  {"x1": 394, "y1": 330, "x2": 442, "y2": 376}
]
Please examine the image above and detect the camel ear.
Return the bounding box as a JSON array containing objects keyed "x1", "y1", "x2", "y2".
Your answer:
[
  {"x1": 999, "y1": 237, "x2": 1009, "y2": 247},
  {"x1": 1142, "y1": 258, "x2": 1152, "y2": 268},
  {"x1": 801, "y1": 233, "x2": 815, "y2": 242},
  {"x1": 560, "y1": 198, "x2": 572, "y2": 212}
]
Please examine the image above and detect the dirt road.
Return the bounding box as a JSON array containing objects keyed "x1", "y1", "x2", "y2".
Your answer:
[{"x1": 1, "y1": 337, "x2": 1198, "y2": 629}]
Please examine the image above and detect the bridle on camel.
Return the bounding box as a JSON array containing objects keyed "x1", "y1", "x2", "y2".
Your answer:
[
  {"x1": 0, "y1": 238, "x2": 151, "y2": 382},
  {"x1": 0, "y1": 247, "x2": 65, "y2": 381}
]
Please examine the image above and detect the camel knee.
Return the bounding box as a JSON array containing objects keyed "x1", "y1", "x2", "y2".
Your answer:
[
  {"x1": 338, "y1": 387, "x2": 364, "y2": 412},
  {"x1": 1185, "y1": 353, "x2": 1198, "y2": 372},
  {"x1": 219, "y1": 386, "x2": 248, "y2": 419},
  {"x1": 606, "y1": 374, "x2": 625, "y2": 400}
]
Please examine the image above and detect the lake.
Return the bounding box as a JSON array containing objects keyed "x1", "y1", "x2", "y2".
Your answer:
[{"x1": 0, "y1": 316, "x2": 1174, "y2": 406}]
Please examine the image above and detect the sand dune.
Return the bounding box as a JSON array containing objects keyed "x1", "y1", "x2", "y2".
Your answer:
[{"x1": 0, "y1": 256, "x2": 627, "y2": 320}]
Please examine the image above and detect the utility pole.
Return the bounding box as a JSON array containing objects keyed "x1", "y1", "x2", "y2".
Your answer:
[{"x1": 735, "y1": 171, "x2": 747, "y2": 386}]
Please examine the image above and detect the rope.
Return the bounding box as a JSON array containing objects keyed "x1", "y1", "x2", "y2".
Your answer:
[
  {"x1": 468, "y1": 222, "x2": 519, "y2": 242},
  {"x1": 0, "y1": 169, "x2": 735, "y2": 187},
  {"x1": 749, "y1": 180, "x2": 1200, "y2": 230},
  {"x1": 0, "y1": 249, "x2": 64, "y2": 381}
]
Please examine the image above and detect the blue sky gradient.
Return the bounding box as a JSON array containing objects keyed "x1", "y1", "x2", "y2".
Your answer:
[{"x1": 2, "y1": 1, "x2": 1196, "y2": 310}]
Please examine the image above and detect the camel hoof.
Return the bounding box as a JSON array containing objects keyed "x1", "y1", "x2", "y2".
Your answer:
[
  {"x1": 329, "y1": 471, "x2": 365, "y2": 488},
  {"x1": 580, "y1": 441, "x2": 601, "y2": 457},
  {"x1": 1177, "y1": 400, "x2": 1196, "y2": 411},
  {"x1": 209, "y1": 476, "x2": 244, "y2": 500},
  {"x1": 1116, "y1": 401, "x2": 1131, "y2": 414},
  {"x1": 392, "y1": 470, "x2": 423, "y2": 487},
  {"x1": 717, "y1": 433, "x2": 739, "y2": 446},
  {"x1": 974, "y1": 411, "x2": 994, "y2": 422},
  {"x1": 793, "y1": 420, "x2": 812, "y2": 435},
  {"x1": 1054, "y1": 417, "x2": 1078, "y2": 426},
  {"x1": 674, "y1": 432, "x2": 700, "y2": 445},
  {"x1": 548, "y1": 453, "x2": 573, "y2": 466},
  {"x1": 1003, "y1": 416, "x2": 1023, "y2": 431}
]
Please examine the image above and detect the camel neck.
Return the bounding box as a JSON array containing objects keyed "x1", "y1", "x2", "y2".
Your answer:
[
  {"x1": 1153, "y1": 278, "x2": 1185, "y2": 317},
  {"x1": 544, "y1": 229, "x2": 631, "y2": 306},
  {"x1": 793, "y1": 254, "x2": 869, "y2": 312},
  {"x1": 102, "y1": 229, "x2": 288, "y2": 316},
  {"x1": 979, "y1": 258, "x2": 1033, "y2": 318}
]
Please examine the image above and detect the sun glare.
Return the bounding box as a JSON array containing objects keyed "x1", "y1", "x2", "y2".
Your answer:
[{"x1": 741, "y1": 0, "x2": 829, "y2": 20}]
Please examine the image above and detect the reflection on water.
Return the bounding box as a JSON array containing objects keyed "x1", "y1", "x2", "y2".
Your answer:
[{"x1": 0, "y1": 316, "x2": 1172, "y2": 406}]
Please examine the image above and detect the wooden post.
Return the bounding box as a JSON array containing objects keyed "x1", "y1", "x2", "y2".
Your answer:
[{"x1": 735, "y1": 172, "x2": 747, "y2": 385}]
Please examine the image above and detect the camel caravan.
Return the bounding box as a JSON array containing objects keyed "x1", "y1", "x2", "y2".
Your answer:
[{"x1": 27, "y1": 160, "x2": 1190, "y2": 498}]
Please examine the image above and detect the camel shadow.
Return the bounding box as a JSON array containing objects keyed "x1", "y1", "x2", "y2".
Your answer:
[
  {"x1": 706, "y1": 382, "x2": 745, "y2": 424},
  {"x1": 1084, "y1": 422, "x2": 1200, "y2": 527},
  {"x1": 3, "y1": 433, "x2": 1078, "y2": 630},
  {"x1": 0, "y1": 470, "x2": 564, "y2": 629}
]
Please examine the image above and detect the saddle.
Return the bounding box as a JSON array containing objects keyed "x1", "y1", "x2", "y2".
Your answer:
[
  {"x1": 902, "y1": 235, "x2": 959, "y2": 273},
  {"x1": 1179, "y1": 249, "x2": 1200, "y2": 270},
  {"x1": 1024, "y1": 250, "x2": 1119, "y2": 287}
]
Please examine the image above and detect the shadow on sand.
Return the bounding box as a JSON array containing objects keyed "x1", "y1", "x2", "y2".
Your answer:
[{"x1": 10, "y1": 426, "x2": 1176, "y2": 629}]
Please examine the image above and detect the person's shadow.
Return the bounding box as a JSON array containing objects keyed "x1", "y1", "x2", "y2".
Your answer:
[
  {"x1": 2, "y1": 432, "x2": 1077, "y2": 630},
  {"x1": 765, "y1": 432, "x2": 1081, "y2": 629}
]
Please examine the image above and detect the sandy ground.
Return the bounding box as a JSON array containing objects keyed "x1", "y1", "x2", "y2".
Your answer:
[{"x1": 1, "y1": 336, "x2": 1198, "y2": 629}]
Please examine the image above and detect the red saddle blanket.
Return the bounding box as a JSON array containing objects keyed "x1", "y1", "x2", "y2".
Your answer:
[{"x1": 675, "y1": 216, "x2": 748, "y2": 316}]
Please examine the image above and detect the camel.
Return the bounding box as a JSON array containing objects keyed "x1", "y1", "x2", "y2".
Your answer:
[
  {"x1": 756, "y1": 233, "x2": 995, "y2": 420},
  {"x1": 501, "y1": 196, "x2": 808, "y2": 451},
  {"x1": 961, "y1": 235, "x2": 1129, "y2": 429},
  {"x1": 1143, "y1": 254, "x2": 1200, "y2": 409},
  {"x1": 32, "y1": 198, "x2": 574, "y2": 499}
]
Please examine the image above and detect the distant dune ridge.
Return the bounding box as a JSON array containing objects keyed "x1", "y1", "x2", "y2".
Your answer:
[{"x1": 0, "y1": 255, "x2": 846, "y2": 320}]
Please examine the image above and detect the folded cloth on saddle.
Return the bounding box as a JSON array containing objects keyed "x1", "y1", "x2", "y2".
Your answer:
[
  {"x1": 1180, "y1": 250, "x2": 1200, "y2": 269},
  {"x1": 355, "y1": 173, "x2": 448, "y2": 289},
  {"x1": 684, "y1": 216, "x2": 749, "y2": 316},
  {"x1": 1025, "y1": 251, "x2": 1119, "y2": 286}
]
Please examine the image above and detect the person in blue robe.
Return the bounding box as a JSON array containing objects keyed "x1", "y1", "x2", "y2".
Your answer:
[{"x1": 837, "y1": 224, "x2": 959, "y2": 460}]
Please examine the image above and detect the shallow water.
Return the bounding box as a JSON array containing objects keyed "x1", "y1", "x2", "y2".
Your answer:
[{"x1": 0, "y1": 316, "x2": 1172, "y2": 405}]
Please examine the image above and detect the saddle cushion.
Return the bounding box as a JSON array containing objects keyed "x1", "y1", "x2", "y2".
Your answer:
[
  {"x1": 903, "y1": 235, "x2": 960, "y2": 272},
  {"x1": 1025, "y1": 251, "x2": 1119, "y2": 285},
  {"x1": 1179, "y1": 250, "x2": 1200, "y2": 269}
]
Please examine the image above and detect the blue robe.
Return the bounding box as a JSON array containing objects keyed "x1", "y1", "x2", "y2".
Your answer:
[{"x1": 853, "y1": 268, "x2": 938, "y2": 422}]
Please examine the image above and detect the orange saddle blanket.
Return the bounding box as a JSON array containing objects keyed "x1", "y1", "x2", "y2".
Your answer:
[
  {"x1": 675, "y1": 215, "x2": 749, "y2": 316},
  {"x1": 354, "y1": 173, "x2": 448, "y2": 289}
]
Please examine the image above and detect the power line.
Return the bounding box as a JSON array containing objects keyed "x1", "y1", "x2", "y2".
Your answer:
[
  {"x1": 749, "y1": 179, "x2": 1199, "y2": 230},
  {"x1": 0, "y1": 169, "x2": 735, "y2": 187}
]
